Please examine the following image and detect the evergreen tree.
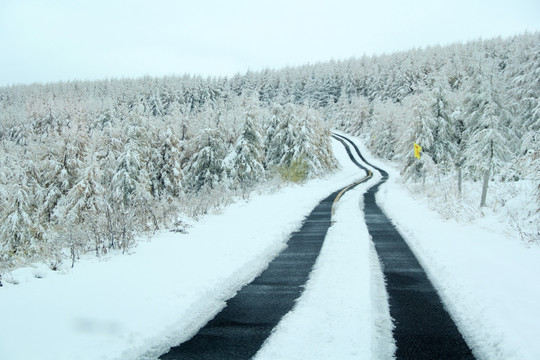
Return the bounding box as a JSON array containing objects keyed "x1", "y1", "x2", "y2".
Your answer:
[
  {"x1": 429, "y1": 78, "x2": 458, "y2": 171},
  {"x1": 368, "y1": 100, "x2": 400, "y2": 161},
  {"x1": 52, "y1": 154, "x2": 107, "y2": 258},
  {"x1": 510, "y1": 37, "x2": 540, "y2": 199},
  {"x1": 182, "y1": 128, "x2": 228, "y2": 192},
  {"x1": 0, "y1": 175, "x2": 38, "y2": 258},
  {"x1": 347, "y1": 95, "x2": 372, "y2": 136},
  {"x1": 263, "y1": 103, "x2": 285, "y2": 168},
  {"x1": 463, "y1": 61, "x2": 516, "y2": 206},
  {"x1": 451, "y1": 103, "x2": 468, "y2": 195},
  {"x1": 394, "y1": 94, "x2": 434, "y2": 180},
  {"x1": 291, "y1": 106, "x2": 335, "y2": 175},
  {"x1": 53, "y1": 156, "x2": 105, "y2": 225},
  {"x1": 153, "y1": 127, "x2": 183, "y2": 198},
  {"x1": 110, "y1": 142, "x2": 144, "y2": 207},
  {"x1": 107, "y1": 140, "x2": 152, "y2": 250},
  {"x1": 264, "y1": 103, "x2": 299, "y2": 168},
  {"x1": 37, "y1": 150, "x2": 71, "y2": 223},
  {"x1": 226, "y1": 108, "x2": 265, "y2": 189}
]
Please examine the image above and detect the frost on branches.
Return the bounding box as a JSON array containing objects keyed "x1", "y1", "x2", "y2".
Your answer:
[
  {"x1": 0, "y1": 32, "x2": 538, "y2": 271},
  {"x1": 0, "y1": 87, "x2": 336, "y2": 269}
]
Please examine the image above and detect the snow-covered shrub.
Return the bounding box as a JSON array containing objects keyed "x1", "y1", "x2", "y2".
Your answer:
[{"x1": 277, "y1": 157, "x2": 309, "y2": 183}]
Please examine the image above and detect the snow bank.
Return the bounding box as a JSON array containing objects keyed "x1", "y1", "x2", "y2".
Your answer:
[
  {"x1": 254, "y1": 177, "x2": 394, "y2": 360},
  {"x1": 353, "y1": 136, "x2": 540, "y2": 360},
  {"x1": 0, "y1": 138, "x2": 364, "y2": 360}
]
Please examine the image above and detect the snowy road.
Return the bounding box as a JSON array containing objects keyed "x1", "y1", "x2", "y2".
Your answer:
[
  {"x1": 338, "y1": 134, "x2": 474, "y2": 359},
  {"x1": 159, "y1": 139, "x2": 372, "y2": 359},
  {"x1": 160, "y1": 134, "x2": 473, "y2": 359},
  {"x1": 2, "y1": 135, "x2": 538, "y2": 360}
]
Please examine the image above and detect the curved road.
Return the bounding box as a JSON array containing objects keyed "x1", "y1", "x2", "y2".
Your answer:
[
  {"x1": 159, "y1": 139, "x2": 370, "y2": 359},
  {"x1": 159, "y1": 134, "x2": 474, "y2": 359},
  {"x1": 336, "y1": 134, "x2": 474, "y2": 359}
]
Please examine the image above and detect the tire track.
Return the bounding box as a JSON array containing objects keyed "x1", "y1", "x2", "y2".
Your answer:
[
  {"x1": 159, "y1": 138, "x2": 372, "y2": 359},
  {"x1": 336, "y1": 133, "x2": 474, "y2": 359}
]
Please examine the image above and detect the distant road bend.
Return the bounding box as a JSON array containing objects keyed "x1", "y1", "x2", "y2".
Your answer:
[{"x1": 159, "y1": 137, "x2": 372, "y2": 360}]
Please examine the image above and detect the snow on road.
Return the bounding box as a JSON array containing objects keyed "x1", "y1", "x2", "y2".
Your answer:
[
  {"x1": 1, "y1": 135, "x2": 538, "y2": 360},
  {"x1": 253, "y1": 174, "x2": 395, "y2": 360},
  {"x1": 0, "y1": 138, "x2": 363, "y2": 360}
]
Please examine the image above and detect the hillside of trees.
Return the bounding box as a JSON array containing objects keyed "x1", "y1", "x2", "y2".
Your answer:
[{"x1": 1, "y1": 32, "x2": 538, "y2": 272}]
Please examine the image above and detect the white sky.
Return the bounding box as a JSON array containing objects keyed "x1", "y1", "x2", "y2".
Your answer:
[{"x1": 1, "y1": 0, "x2": 539, "y2": 86}]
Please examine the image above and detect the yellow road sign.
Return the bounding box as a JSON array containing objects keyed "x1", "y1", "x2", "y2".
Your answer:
[{"x1": 414, "y1": 143, "x2": 422, "y2": 159}]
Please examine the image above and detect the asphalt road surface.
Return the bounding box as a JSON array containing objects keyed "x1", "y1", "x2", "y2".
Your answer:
[
  {"x1": 159, "y1": 139, "x2": 370, "y2": 359},
  {"x1": 336, "y1": 134, "x2": 475, "y2": 359}
]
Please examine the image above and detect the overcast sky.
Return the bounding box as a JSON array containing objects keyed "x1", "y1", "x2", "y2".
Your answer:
[{"x1": 1, "y1": 0, "x2": 539, "y2": 86}]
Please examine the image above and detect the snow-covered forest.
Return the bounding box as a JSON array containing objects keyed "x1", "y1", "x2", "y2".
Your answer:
[{"x1": 1, "y1": 32, "x2": 538, "y2": 272}]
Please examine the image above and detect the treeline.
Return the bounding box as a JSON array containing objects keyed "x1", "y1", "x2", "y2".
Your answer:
[
  {"x1": 0, "y1": 90, "x2": 335, "y2": 269},
  {"x1": 1, "y1": 32, "x2": 539, "y2": 270}
]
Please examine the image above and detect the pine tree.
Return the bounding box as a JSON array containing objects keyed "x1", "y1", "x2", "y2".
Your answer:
[
  {"x1": 429, "y1": 78, "x2": 458, "y2": 171},
  {"x1": 95, "y1": 125, "x2": 124, "y2": 189},
  {"x1": 263, "y1": 103, "x2": 335, "y2": 181},
  {"x1": 110, "y1": 143, "x2": 143, "y2": 207},
  {"x1": 369, "y1": 100, "x2": 400, "y2": 161},
  {"x1": 52, "y1": 153, "x2": 106, "y2": 258},
  {"x1": 182, "y1": 128, "x2": 228, "y2": 192},
  {"x1": 264, "y1": 103, "x2": 285, "y2": 168},
  {"x1": 0, "y1": 176, "x2": 37, "y2": 258},
  {"x1": 346, "y1": 96, "x2": 371, "y2": 136},
  {"x1": 106, "y1": 140, "x2": 152, "y2": 250},
  {"x1": 153, "y1": 127, "x2": 183, "y2": 198},
  {"x1": 451, "y1": 103, "x2": 467, "y2": 196},
  {"x1": 510, "y1": 37, "x2": 540, "y2": 203},
  {"x1": 395, "y1": 94, "x2": 435, "y2": 180},
  {"x1": 37, "y1": 138, "x2": 73, "y2": 223},
  {"x1": 264, "y1": 103, "x2": 296, "y2": 168},
  {"x1": 53, "y1": 156, "x2": 105, "y2": 225},
  {"x1": 510, "y1": 39, "x2": 540, "y2": 133},
  {"x1": 226, "y1": 109, "x2": 265, "y2": 189},
  {"x1": 463, "y1": 61, "x2": 516, "y2": 207},
  {"x1": 291, "y1": 106, "x2": 335, "y2": 176}
]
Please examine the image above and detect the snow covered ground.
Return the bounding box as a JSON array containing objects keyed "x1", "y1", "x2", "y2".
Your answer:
[
  {"x1": 351, "y1": 138, "x2": 540, "y2": 360},
  {"x1": 1, "y1": 135, "x2": 539, "y2": 360},
  {"x1": 0, "y1": 138, "x2": 369, "y2": 360},
  {"x1": 378, "y1": 178, "x2": 540, "y2": 360}
]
